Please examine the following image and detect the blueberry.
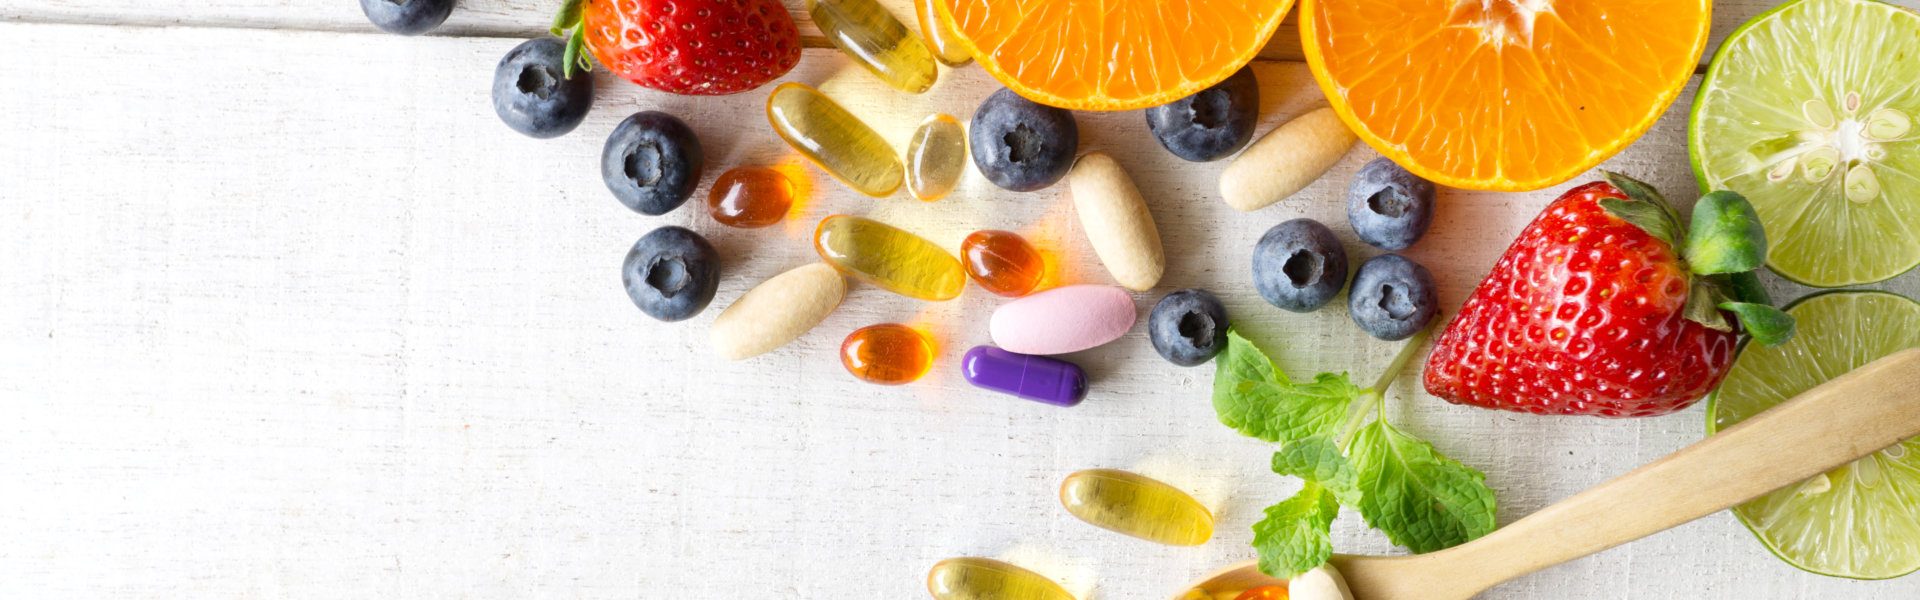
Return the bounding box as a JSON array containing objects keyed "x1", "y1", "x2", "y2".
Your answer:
[
  {"x1": 969, "y1": 88, "x2": 1078, "y2": 191},
  {"x1": 1144, "y1": 67, "x2": 1258, "y2": 162},
  {"x1": 1253, "y1": 219, "x2": 1349, "y2": 312},
  {"x1": 603, "y1": 111, "x2": 704, "y2": 216},
  {"x1": 359, "y1": 0, "x2": 454, "y2": 35},
  {"x1": 623, "y1": 226, "x2": 720, "y2": 322},
  {"x1": 1346, "y1": 158, "x2": 1436, "y2": 251},
  {"x1": 1149, "y1": 289, "x2": 1231, "y2": 367},
  {"x1": 492, "y1": 38, "x2": 594, "y2": 139},
  {"x1": 1347, "y1": 254, "x2": 1438, "y2": 341}
]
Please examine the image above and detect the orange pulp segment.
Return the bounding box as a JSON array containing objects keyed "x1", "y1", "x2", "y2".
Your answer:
[
  {"x1": 1301, "y1": 0, "x2": 1710, "y2": 191},
  {"x1": 936, "y1": 0, "x2": 1294, "y2": 110}
]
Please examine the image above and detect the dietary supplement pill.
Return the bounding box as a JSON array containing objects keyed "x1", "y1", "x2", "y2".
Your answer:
[
  {"x1": 709, "y1": 263, "x2": 847, "y2": 360},
  {"x1": 807, "y1": 0, "x2": 937, "y2": 93},
  {"x1": 841, "y1": 324, "x2": 936, "y2": 385},
  {"x1": 1220, "y1": 107, "x2": 1358, "y2": 212},
  {"x1": 961, "y1": 230, "x2": 1046, "y2": 297},
  {"x1": 767, "y1": 83, "x2": 903, "y2": 197},
  {"x1": 815, "y1": 215, "x2": 966, "y2": 301},
  {"x1": 1059, "y1": 468, "x2": 1214, "y2": 546},
  {"x1": 961, "y1": 346, "x2": 1089, "y2": 407},
  {"x1": 928, "y1": 557, "x2": 1076, "y2": 600},
  {"x1": 989, "y1": 285, "x2": 1135, "y2": 355},
  {"x1": 708, "y1": 166, "x2": 796, "y2": 228},
  {"x1": 1069, "y1": 152, "x2": 1165, "y2": 291},
  {"x1": 908, "y1": 114, "x2": 968, "y2": 201},
  {"x1": 913, "y1": 0, "x2": 972, "y2": 66}
]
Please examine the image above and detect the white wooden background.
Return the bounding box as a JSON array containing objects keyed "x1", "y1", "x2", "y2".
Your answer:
[{"x1": 4, "y1": 1, "x2": 1920, "y2": 599}]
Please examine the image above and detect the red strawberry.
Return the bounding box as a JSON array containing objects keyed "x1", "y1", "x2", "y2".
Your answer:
[
  {"x1": 553, "y1": 0, "x2": 802, "y2": 95},
  {"x1": 1422, "y1": 173, "x2": 1792, "y2": 418}
]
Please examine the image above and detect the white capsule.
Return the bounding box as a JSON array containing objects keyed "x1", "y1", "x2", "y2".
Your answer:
[
  {"x1": 1069, "y1": 152, "x2": 1165, "y2": 291},
  {"x1": 1220, "y1": 107, "x2": 1358, "y2": 212},
  {"x1": 710, "y1": 263, "x2": 846, "y2": 360}
]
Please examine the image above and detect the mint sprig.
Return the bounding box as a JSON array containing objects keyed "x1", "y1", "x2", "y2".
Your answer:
[{"x1": 1218, "y1": 326, "x2": 1497, "y2": 578}]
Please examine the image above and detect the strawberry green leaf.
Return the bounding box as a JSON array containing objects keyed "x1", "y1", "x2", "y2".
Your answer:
[
  {"x1": 1720, "y1": 301, "x2": 1796, "y2": 347},
  {"x1": 1604, "y1": 171, "x2": 1686, "y2": 242},
  {"x1": 1272, "y1": 436, "x2": 1363, "y2": 506},
  {"x1": 1213, "y1": 331, "x2": 1362, "y2": 444},
  {"x1": 1683, "y1": 279, "x2": 1734, "y2": 332},
  {"x1": 1600, "y1": 198, "x2": 1680, "y2": 249},
  {"x1": 562, "y1": 28, "x2": 593, "y2": 78},
  {"x1": 1725, "y1": 270, "x2": 1773, "y2": 306},
  {"x1": 551, "y1": 0, "x2": 585, "y2": 37},
  {"x1": 1348, "y1": 420, "x2": 1497, "y2": 554},
  {"x1": 1683, "y1": 191, "x2": 1767, "y2": 275},
  {"x1": 1252, "y1": 482, "x2": 1339, "y2": 579}
]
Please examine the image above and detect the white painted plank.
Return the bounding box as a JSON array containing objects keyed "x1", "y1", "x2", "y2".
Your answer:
[
  {"x1": 2, "y1": 21, "x2": 1919, "y2": 600},
  {"x1": 7, "y1": 0, "x2": 1913, "y2": 65}
]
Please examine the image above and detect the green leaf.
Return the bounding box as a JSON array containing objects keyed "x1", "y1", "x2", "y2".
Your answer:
[
  {"x1": 1725, "y1": 270, "x2": 1773, "y2": 306},
  {"x1": 1604, "y1": 171, "x2": 1686, "y2": 231},
  {"x1": 1721, "y1": 301, "x2": 1796, "y2": 347},
  {"x1": 1252, "y1": 482, "x2": 1340, "y2": 579},
  {"x1": 563, "y1": 28, "x2": 593, "y2": 78},
  {"x1": 1683, "y1": 278, "x2": 1734, "y2": 332},
  {"x1": 550, "y1": 0, "x2": 585, "y2": 37},
  {"x1": 1213, "y1": 331, "x2": 1363, "y2": 444},
  {"x1": 1683, "y1": 191, "x2": 1768, "y2": 275},
  {"x1": 1348, "y1": 420, "x2": 1497, "y2": 554},
  {"x1": 1272, "y1": 436, "x2": 1363, "y2": 506},
  {"x1": 1599, "y1": 197, "x2": 1681, "y2": 249}
]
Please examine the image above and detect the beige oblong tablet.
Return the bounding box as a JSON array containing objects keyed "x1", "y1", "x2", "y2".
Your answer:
[
  {"x1": 710, "y1": 262, "x2": 846, "y2": 360},
  {"x1": 1219, "y1": 107, "x2": 1358, "y2": 212},
  {"x1": 1069, "y1": 152, "x2": 1164, "y2": 291}
]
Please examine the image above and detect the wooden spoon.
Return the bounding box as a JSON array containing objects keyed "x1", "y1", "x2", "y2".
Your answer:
[{"x1": 1174, "y1": 348, "x2": 1920, "y2": 600}]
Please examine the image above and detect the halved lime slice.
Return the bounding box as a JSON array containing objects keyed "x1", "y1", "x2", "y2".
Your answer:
[
  {"x1": 1690, "y1": 0, "x2": 1920, "y2": 287},
  {"x1": 1706, "y1": 291, "x2": 1920, "y2": 579}
]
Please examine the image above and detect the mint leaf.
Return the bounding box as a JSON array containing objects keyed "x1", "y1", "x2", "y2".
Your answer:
[
  {"x1": 1348, "y1": 420, "x2": 1497, "y2": 554},
  {"x1": 1213, "y1": 331, "x2": 1362, "y2": 444},
  {"x1": 1271, "y1": 436, "x2": 1362, "y2": 506},
  {"x1": 1252, "y1": 482, "x2": 1339, "y2": 579}
]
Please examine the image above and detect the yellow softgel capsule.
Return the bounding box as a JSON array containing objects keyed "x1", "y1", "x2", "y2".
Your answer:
[
  {"x1": 914, "y1": 0, "x2": 971, "y2": 66},
  {"x1": 814, "y1": 215, "x2": 965, "y2": 301},
  {"x1": 907, "y1": 114, "x2": 967, "y2": 202},
  {"x1": 766, "y1": 83, "x2": 903, "y2": 197},
  {"x1": 1059, "y1": 469, "x2": 1213, "y2": 546},
  {"x1": 928, "y1": 557, "x2": 1076, "y2": 600},
  {"x1": 807, "y1": 0, "x2": 937, "y2": 93}
]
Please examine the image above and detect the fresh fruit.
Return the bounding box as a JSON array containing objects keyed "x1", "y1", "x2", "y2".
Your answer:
[
  {"x1": 491, "y1": 38, "x2": 594, "y2": 139},
  {"x1": 1145, "y1": 67, "x2": 1259, "y2": 163},
  {"x1": 551, "y1": 0, "x2": 801, "y2": 95},
  {"x1": 602, "y1": 111, "x2": 704, "y2": 216},
  {"x1": 1707, "y1": 290, "x2": 1920, "y2": 579},
  {"x1": 1347, "y1": 254, "x2": 1437, "y2": 341},
  {"x1": 1423, "y1": 173, "x2": 1794, "y2": 418},
  {"x1": 934, "y1": 0, "x2": 1291, "y2": 110},
  {"x1": 1300, "y1": 0, "x2": 1709, "y2": 191},
  {"x1": 360, "y1": 0, "x2": 453, "y2": 35},
  {"x1": 1149, "y1": 289, "x2": 1231, "y2": 367},
  {"x1": 1252, "y1": 219, "x2": 1348, "y2": 313},
  {"x1": 969, "y1": 88, "x2": 1078, "y2": 191},
  {"x1": 1216, "y1": 327, "x2": 1496, "y2": 578},
  {"x1": 1346, "y1": 158, "x2": 1435, "y2": 251},
  {"x1": 1690, "y1": 0, "x2": 1920, "y2": 287},
  {"x1": 623, "y1": 226, "x2": 720, "y2": 321}
]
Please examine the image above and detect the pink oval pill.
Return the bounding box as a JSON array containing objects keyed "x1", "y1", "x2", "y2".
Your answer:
[{"x1": 989, "y1": 285, "x2": 1137, "y2": 355}]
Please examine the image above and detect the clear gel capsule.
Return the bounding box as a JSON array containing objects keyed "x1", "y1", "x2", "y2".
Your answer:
[
  {"x1": 928, "y1": 557, "x2": 1077, "y2": 600},
  {"x1": 767, "y1": 82, "x2": 903, "y2": 197},
  {"x1": 914, "y1": 0, "x2": 972, "y2": 66},
  {"x1": 807, "y1": 0, "x2": 938, "y2": 94},
  {"x1": 815, "y1": 215, "x2": 966, "y2": 301},
  {"x1": 908, "y1": 114, "x2": 968, "y2": 201},
  {"x1": 1059, "y1": 468, "x2": 1213, "y2": 545},
  {"x1": 962, "y1": 346, "x2": 1088, "y2": 406}
]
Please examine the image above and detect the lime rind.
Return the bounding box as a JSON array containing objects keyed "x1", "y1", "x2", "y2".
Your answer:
[
  {"x1": 1705, "y1": 290, "x2": 1920, "y2": 579},
  {"x1": 1689, "y1": 0, "x2": 1920, "y2": 287}
]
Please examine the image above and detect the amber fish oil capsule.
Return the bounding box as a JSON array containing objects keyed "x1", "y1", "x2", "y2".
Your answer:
[
  {"x1": 908, "y1": 114, "x2": 968, "y2": 202},
  {"x1": 961, "y1": 230, "x2": 1045, "y2": 297},
  {"x1": 841, "y1": 324, "x2": 935, "y2": 385},
  {"x1": 766, "y1": 83, "x2": 903, "y2": 197},
  {"x1": 927, "y1": 557, "x2": 1076, "y2": 600},
  {"x1": 708, "y1": 166, "x2": 795, "y2": 228},
  {"x1": 914, "y1": 0, "x2": 971, "y2": 66},
  {"x1": 807, "y1": 0, "x2": 938, "y2": 93},
  {"x1": 815, "y1": 215, "x2": 966, "y2": 301},
  {"x1": 1059, "y1": 468, "x2": 1213, "y2": 545}
]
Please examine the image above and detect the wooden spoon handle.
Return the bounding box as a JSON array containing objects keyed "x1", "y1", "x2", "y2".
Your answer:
[{"x1": 1425, "y1": 348, "x2": 1920, "y2": 597}]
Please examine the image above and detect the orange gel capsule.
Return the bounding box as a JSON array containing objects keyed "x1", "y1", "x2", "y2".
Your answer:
[
  {"x1": 708, "y1": 166, "x2": 796, "y2": 228},
  {"x1": 961, "y1": 230, "x2": 1045, "y2": 297},
  {"x1": 841, "y1": 324, "x2": 935, "y2": 385},
  {"x1": 1233, "y1": 586, "x2": 1289, "y2": 600}
]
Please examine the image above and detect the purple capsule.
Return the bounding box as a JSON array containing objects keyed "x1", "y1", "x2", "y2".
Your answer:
[{"x1": 962, "y1": 346, "x2": 1089, "y2": 407}]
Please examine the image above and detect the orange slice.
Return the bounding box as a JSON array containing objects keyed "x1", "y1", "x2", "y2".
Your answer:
[
  {"x1": 935, "y1": 0, "x2": 1293, "y2": 110},
  {"x1": 1301, "y1": 0, "x2": 1710, "y2": 191}
]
